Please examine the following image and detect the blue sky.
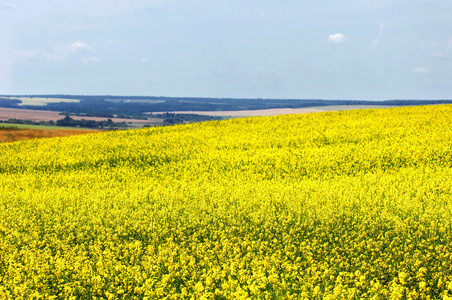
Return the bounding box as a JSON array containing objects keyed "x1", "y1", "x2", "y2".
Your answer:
[{"x1": 1, "y1": 0, "x2": 451, "y2": 100}]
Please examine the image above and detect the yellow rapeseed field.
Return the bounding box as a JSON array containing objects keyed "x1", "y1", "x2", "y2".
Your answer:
[{"x1": 1, "y1": 105, "x2": 452, "y2": 299}]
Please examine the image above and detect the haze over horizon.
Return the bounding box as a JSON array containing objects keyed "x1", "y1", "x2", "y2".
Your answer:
[{"x1": 1, "y1": 0, "x2": 451, "y2": 100}]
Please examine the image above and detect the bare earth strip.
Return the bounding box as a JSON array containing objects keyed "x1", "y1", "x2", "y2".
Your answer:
[
  {"x1": 0, "y1": 129, "x2": 101, "y2": 143},
  {"x1": 0, "y1": 108, "x2": 158, "y2": 124},
  {"x1": 152, "y1": 105, "x2": 395, "y2": 117}
]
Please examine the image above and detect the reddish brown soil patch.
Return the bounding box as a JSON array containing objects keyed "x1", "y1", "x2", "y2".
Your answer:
[{"x1": 0, "y1": 129, "x2": 101, "y2": 143}]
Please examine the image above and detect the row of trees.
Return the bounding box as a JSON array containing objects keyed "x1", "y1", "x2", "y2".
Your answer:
[
  {"x1": 1, "y1": 116, "x2": 129, "y2": 129},
  {"x1": 56, "y1": 115, "x2": 128, "y2": 129},
  {"x1": 0, "y1": 119, "x2": 55, "y2": 126}
]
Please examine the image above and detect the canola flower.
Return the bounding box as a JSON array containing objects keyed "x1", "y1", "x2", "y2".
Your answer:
[{"x1": 0, "y1": 105, "x2": 452, "y2": 299}]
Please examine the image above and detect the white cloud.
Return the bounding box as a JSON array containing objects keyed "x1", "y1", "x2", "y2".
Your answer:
[
  {"x1": 83, "y1": 56, "x2": 99, "y2": 66},
  {"x1": 2, "y1": 4, "x2": 16, "y2": 9},
  {"x1": 368, "y1": 23, "x2": 387, "y2": 52},
  {"x1": 413, "y1": 67, "x2": 430, "y2": 74},
  {"x1": 65, "y1": 0, "x2": 167, "y2": 18},
  {"x1": 432, "y1": 37, "x2": 452, "y2": 59},
  {"x1": 0, "y1": 47, "x2": 15, "y2": 93},
  {"x1": 14, "y1": 49, "x2": 40, "y2": 62},
  {"x1": 5, "y1": 1, "x2": 166, "y2": 23},
  {"x1": 328, "y1": 33, "x2": 346, "y2": 43},
  {"x1": 71, "y1": 41, "x2": 93, "y2": 51},
  {"x1": 447, "y1": 38, "x2": 452, "y2": 50},
  {"x1": 356, "y1": 0, "x2": 394, "y2": 9},
  {"x1": 14, "y1": 41, "x2": 96, "y2": 64},
  {"x1": 45, "y1": 41, "x2": 95, "y2": 62}
]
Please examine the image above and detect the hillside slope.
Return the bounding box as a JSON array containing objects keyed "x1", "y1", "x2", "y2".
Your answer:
[{"x1": 1, "y1": 105, "x2": 452, "y2": 299}]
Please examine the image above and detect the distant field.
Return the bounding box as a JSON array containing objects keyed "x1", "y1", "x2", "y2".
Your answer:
[
  {"x1": 0, "y1": 107, "x2": 161, "y2": 126},
  {"x1": 0, "y1": 123, "x2": 92, "y2": 130},
  {"x1": 153, "y1": 105, "x2": 396, "y2": 117},
  {"x1": 105, "y1": 99, "x2": 165, "y2": 104},
  {"x1": 2, "y1": 96, "x2": 81, "y2": 106},
  {"x1": 0, "y1": 127, "x2": 101, "y2": 143}
]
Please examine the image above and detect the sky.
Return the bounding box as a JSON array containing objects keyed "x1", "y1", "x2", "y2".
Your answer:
[{"x1": 1, "y1": 0, "x2": 452, "y2": 100}]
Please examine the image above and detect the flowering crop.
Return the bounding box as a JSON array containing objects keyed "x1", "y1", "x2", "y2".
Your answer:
[{"x1": 1, "y1": 105, "x2": 452, "y2": 299}]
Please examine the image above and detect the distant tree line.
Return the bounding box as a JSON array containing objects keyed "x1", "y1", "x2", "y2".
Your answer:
[
  {"x1": 150, "y1": 112, "x2": 224, "y2": 125},
  {"x1": 0, "y1": 116, "x2": 128, "y2": 129},
  {"x1": 59, "y1": 112, "x2": 116, "y2": 118},
  {"x1": 23, "y1": 98, "x2": 452, "y2": 120},
  {"x1": 0, "y1": 119, "x2": 55, "y2": 126},
  {"x1": 2, "y1": 95, "x2": 452, "y2": 122},
  {"x1": 56, "y1": 115, "x2": 128, "y2": 129},
  {"x1": 0, "y1": 98, "x2": 21, "y2": 108}
]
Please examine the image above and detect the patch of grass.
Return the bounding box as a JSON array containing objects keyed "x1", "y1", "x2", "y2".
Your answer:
[{"x1": 0, "y1": 125, "x2": 20, "y2": 130}]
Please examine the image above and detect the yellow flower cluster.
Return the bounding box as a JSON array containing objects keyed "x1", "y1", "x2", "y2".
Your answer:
[{"x1": 1, "y1": 105, "x2": 452, "y2": 299}]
